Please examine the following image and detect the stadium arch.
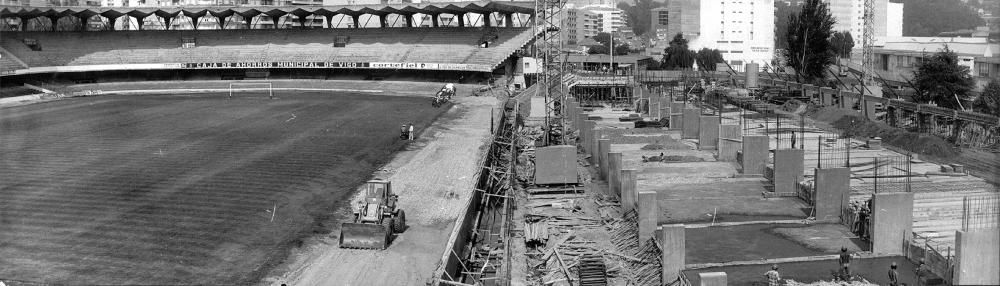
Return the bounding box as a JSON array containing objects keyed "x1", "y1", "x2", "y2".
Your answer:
[{"x1": 0, "y1": 1, "x2": 539, "y2": 91}]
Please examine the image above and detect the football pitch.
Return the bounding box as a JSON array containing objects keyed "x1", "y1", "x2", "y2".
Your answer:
[{"x1": 0, "y1": 92, "x2": 449, "y2": 284}]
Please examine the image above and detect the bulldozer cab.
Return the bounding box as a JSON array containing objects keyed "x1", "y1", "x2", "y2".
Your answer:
[{"x1": 363, "y1": 180, "x2": 395, "y2": 207}]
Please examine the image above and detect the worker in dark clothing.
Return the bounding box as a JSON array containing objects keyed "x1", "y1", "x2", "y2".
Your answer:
[
  {"x1": 915, "y1": 259, "x2": 928, "y2": 286},
  {"x1": 888, "y1": 262, "x2": 900, "y2": 286},
  {"x1": 839, "y1": 247, "x2": 852, "y2": 274}
]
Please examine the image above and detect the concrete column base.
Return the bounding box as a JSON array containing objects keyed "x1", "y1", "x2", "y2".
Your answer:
[
  {"x1": 814, "y1": 168, "x2": 850, "y2": 222},
  {"x1": 621, "y1": 169, "x2": 637, "y2": 213},
  {"x1": 773, "y1": 149, "x2": 805, "y2": 194},
  {"x1": 871, "y1": 192, "x2": 914, "y2": 255},
  {"x1": 638, "y1": 190, "x2": 658, "y2": 243},
  {"x1": 660, "y1": 224, "x2": 686, "y2": 284},
  {"x1": 698, "y1": 116, "x2": 720, "y2": 150},
  {"x1": 682, "y1": 108, "x2": 700, "y2": 139},
  {"x1": 741, "y1": 135, "x2": 769, "y2": 175}
]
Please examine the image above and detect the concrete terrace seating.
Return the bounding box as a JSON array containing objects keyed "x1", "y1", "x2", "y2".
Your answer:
[{"x1": 0, "y1": 27, "x2": 533, "y2": 72}]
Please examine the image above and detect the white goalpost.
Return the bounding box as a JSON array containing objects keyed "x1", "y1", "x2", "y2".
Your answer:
[{"x1": 229, "y1": 82, "x2": 274, "y2": 99}]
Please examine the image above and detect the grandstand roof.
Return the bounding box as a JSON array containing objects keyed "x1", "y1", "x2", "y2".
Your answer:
[{"x1": 0, "y1": 0, "x2": 534, "y2": 19}]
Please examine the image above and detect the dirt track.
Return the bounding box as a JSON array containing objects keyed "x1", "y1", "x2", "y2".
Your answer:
[
  {"x1": 265, "y1": 95, "x2": 497, "y2": 286},
  {"x1": 0, "y1": 92, "x2": 449, "y2": 284}
]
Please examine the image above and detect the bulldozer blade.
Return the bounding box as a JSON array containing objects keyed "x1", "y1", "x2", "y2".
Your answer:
[{"x1": 339, "y1": 223, "x2": 390, "y2": 250}]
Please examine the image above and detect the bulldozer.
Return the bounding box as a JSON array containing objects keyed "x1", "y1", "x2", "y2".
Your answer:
[{"x1": 338, "y1": 179, "x2": 407, "y2": 249}]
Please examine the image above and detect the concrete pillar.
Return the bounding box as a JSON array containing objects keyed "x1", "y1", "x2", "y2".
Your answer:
[
  {"x1": 671, "y1": 101, "x2": 685, "y2": 114},
  {"x1": 324, "y1": 15, "x2": 334, "y2": 28},
  {"x1": 871, "y1": 192, "x2": 914, "y2": 255},
  {"x1": 404, "y1": 14, "x2": 413, "y2": 27},
  {"x1": 598, "y1": 138, "x2": 610, "y2": 180},
  {"x1": 621, "y1": 169, "x2": 637, "y2": 213},
  {"x1": 483, "y1": 13, "x2": 491, "y2": 27},
  {"x1": 745, "y1": 63, "x2": 758, "y2": 88},
  {"x1": 457, "y1": 13, "x2": 466, "y2": 27},
  {"x1": 47, "y1": 15, "x2": 58, "y2": 31},
  {"x1": 718, "y1": 125, "x2": 741, "y2": 161},
  {"x1": 741, "y1": 135, "x2": 769, "y2": 175},
  {"x1": 773, "y1": 149, "x2": 805, "y2": 194},
  {"x1": 431, "y1": 14, "x2": 439, "y2": 27},
  {"x1": 352, "y1": 16, "x2": 360, "y2": 28},
  {"x1": 699, "y1": 272, "x2": 727, "y2": 286},
  {"x1": 660, "y1": 224, "x2": 686, "y2": 284},
  {"x1": 609, "y1": 152, "x2": 623, "y2": 196},
  {"x1": 137, "y1": 16, "x2": 145, "y2": 30},
  {"x1": 950, "y1": 120, "x2": 966, "y2": 142},
  {"x1": 271, "y1": 16, "x2": 280, "y2": 28},
  {"x1": 954, "y1": 229, "x2": 1000, "y2": 285},
  {"x1": 637, "y1": 190, "x2": 658, "y2": 243},
  {"x1": 814, "y1": 168, "x2": 850, "y2": 222},
  {"x1": 505, "y1": 13, "x2": 513, "y2": 27},
  {"x1": 296, "y1": 16, "x2": 307, "y2": 28},
  {"x1": 821, "y1": 88, "x2": 834, "y2": 106},
  {"x1": 190, "y1": 16, "x2": 200, "y2": 30},
  {"x1": 108, "y1": 16, "x2": 119, "y2": 31},
  {"x1": 682, "y1": 108, "x2": 700, "y2": 139},
  {"x1": 584, "y1": 121, "x2": 597, "y2": 159},
  {"x1": 698, "y1": 116, "x2": 720, "y2": 150},
  {"x1": 864, "y1": 99, "x2": 878, "y2": 120},
  {"x1": 378, "y1": 15, "x2": 387, "y2": 27}
]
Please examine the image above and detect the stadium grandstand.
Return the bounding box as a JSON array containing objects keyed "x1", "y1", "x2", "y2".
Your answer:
[{"x1": 0, "y1": 1, "x2": 537, "y2": 83}]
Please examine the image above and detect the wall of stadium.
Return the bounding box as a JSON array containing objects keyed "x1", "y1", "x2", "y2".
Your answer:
[{"x1": 1, "y1": 61, "x2": 496, "y2": 76}]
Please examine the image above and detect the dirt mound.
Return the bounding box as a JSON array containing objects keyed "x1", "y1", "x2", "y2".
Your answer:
[{"x1": 822, "y1": 109, "x2": 960, "y2": 158}]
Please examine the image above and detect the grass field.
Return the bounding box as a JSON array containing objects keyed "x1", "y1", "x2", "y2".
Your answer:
[{"x1": 0, "y1": 92, "x2": 449, "y2": 284}]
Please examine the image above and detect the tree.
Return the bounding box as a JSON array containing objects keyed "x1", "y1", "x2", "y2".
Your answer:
[
  {"x1": 774, "y1": 1, "x2": 803, "y2": 50},
  {"x1": 587, "y1": 32, "x2": 630, "y2": 55},
  {"x1": 661, "y1": 33, "x2": 695, "y2": 69},
  {"x1": 617, "y1": 0, "x2": 661, "y2": 37},
  {"x1": 912, "y1": 47, "x2": 976, "y2": 109},
  {"x1": 973, "y1": 79, "x2": 1000, "y2": 116},
  {"x1": 829, "y1": 31, "x2": 854, "y2": 58},
  {"x1": 785, "y1": 0, "x2": 836, "y2": 83},
  {"x1": 898, "y1": 0, "x2": 985, "y2": 36},
  {"x1": 694, "y1": 48, "x2": 726, "y2": 71}
]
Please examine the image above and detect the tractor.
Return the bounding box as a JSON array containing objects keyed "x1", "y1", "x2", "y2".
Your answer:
[
  {"x1": 338, "y1": 179, "x2": 407, "y2": 250},
  {"x1": 432, "y1": 84, "x2": 455, "y2": 107}
]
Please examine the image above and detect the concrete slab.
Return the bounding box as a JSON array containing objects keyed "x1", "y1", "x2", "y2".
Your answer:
[
  {"x1": 642, "y1": 179, "x2": 810, "y2": 224},
  {"x1": 533, "y1": 145, "x2": 579, "y2": 185}
]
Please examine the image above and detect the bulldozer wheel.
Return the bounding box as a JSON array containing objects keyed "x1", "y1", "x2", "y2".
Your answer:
[
  {"x1": 394, "y1": 209, "x2": 406, "y2": 233},
  {"x1": 382, "y1": 218, "x2": 395, "y2": 235}
]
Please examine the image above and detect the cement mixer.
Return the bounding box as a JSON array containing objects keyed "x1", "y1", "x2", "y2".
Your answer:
[{"x1": 339, "y1": 179, "x2": 406, "y2": 249}]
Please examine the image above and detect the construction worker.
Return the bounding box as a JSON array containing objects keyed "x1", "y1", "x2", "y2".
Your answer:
[
  {"x1": 915, "y1": 259, "x2": 928, "y2": 286},
  {"x1": 400, "y1": 124, "x2": 408, "y2": 140},
  {"x1": 839, "y1": 247, "x2": 852, "y2": 275},
  {"x1": 888, "y1": 262, "x2": 900, "y2": 286},
  {"x1": 764, "y1": 265, "x2": 781, "y2": 286},
  {"x1": 407, "y1": 123, "x2": 414, "y2": 141}
]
